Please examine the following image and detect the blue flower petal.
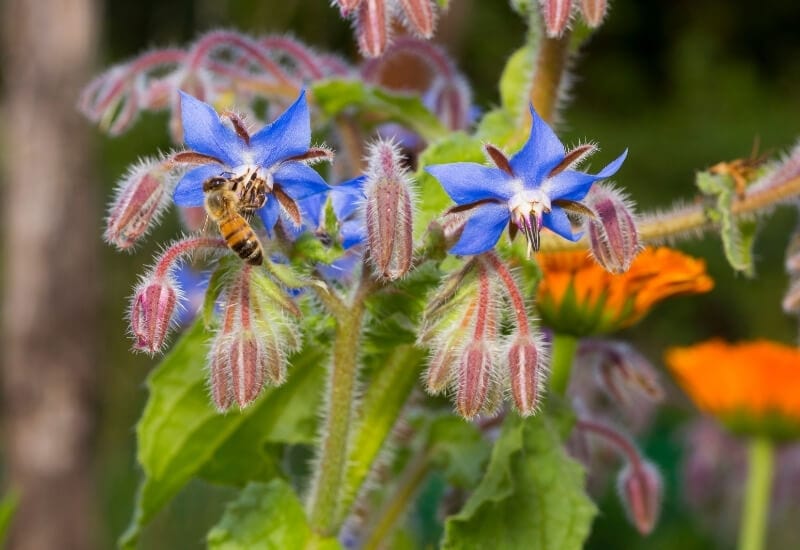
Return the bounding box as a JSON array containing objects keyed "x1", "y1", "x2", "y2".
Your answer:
[
  {"x1": 250, "y1": 90, "x2": 312, "y2": 168},
  {"x1": 257, "y1": 195, "x2": 281, "y2": 235},
  {"x1": 450, "y1": 202, "x2": 510, "y2": 256},
  {"x1": 509, "y1": 106, "x2": 566, "y2": 185},
  {"x1": 542, "y1": 149, "x2": 628, "y2": 201},
  {"x1": 341, "y1": 218, "x2": 366, "y2": 249},
  {"x1": 273, "y1": 162, "x2": 329, "y2": 200},
  {"x1": 173, "y1": 164, "x2": 222, "y2": 207},
  {"x1": 179, "y1": 91, "x2": 243, "y2": 166},
  {"x1": 331, "y1": 176, "x2": 367, "y2": 220},
  {"x1": 425, "y1": 163, "x2": 512, "y2": 204},
  {"x1": 543, "y1": 207, "x2": 582, "y2": 241}
]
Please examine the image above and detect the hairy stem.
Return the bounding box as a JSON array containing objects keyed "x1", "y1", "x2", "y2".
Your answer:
[
  {"x1": 529, "y1": 31, "x2": 572, "y2": 125},
  {"x1": 738, "y1": 436, "x2": 775, "y2": 550},
  {"x1": 308, "y1": 303, "x2": 365, "y2": 536},
  {"x1": 550, "y1": 332, "x2": 579, "y2": 395},
  {"x1": 361, "y1": 452, "x2": 431, "y2": 550},
  {"x1": 538, "y1": 174, "x2": 800, "y2": 252}
]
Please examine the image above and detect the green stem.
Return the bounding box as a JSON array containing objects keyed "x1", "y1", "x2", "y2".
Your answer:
[
  {"x1": 738, "y1": 436, "x2": 775, "y2": 550},
  {"x1": 308, "y1": 299, "x2": 366, "y2": 536},
  {"x1": 549, "y1": 333, "x2": 579, "y2": 396},
  {"x1": 361, "y1": 452, "x2": 431, "y2": 550}
]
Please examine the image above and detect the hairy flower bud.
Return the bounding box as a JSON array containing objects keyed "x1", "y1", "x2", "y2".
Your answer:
[
  {"x1": 539, "y1": 0, "x2": 573, "y2": 38},
  {"x1": 580, "y1": 340, "x2": 664, "y2": 405},
  {"x1": 580, "y1": 0, "x2": 608, "y2": 28},
  {"x1": 426, "y1": 341, "x2": 460, "y2": 395},
  {"x1": 336, "y1": 0, "x2": 364, "y2": 16},
  {"x1": 399, "y1": 0, "x2": 437, "y2": 38},
  {"x1": 508, "y1": 333, "x2": 545, "y2": 416},
  {"x1": 229, "y1": 332, "x2": 268, "y2": 407},
  {"x1": 130, "y1": 275, "x2": 179, "y2": 355},
  {"x1": 105, "y1": 157, "x2": 174, "y2": 250},
  {"x1": 618, "y1": 461, "x2": 662, "y2": 535},
  {"x1": 584, "y1": 184, "x2": 640, "y2": 274},
  {"x1": 364, "y1": 140, "x2": 415, "y2": 280},
  {"x1": 356, "y1": 0, "x2": 389, "y2": 58},
  {"x1": 457, "y1": 341, "x2": 495, "y2": 419},
  {"x1": 208, "y1": 339, "x2": 234, "y2": 411}
]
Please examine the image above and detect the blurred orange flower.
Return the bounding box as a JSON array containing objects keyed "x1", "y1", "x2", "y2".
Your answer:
[
  {"x1": 536, "y1": 247, "x2": 714, "y2": 336},
  {"x1": 666, "y1": 340, "x2": 800, "y2": 440}
]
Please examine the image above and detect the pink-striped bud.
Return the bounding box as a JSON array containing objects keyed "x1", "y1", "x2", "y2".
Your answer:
[
  {"x1": 584, "y1": 184, "x2": 640, "y2": 274},
  {"x1": 130, "y1": 275, "x2": 179, "y2": 355},
  {"x1": 229, "y1": 332, "x2": 268, "y2": 407},
  {"x1": 208, "y1": 338, "x2": 234, "y2": 411},
  {"x1": 618, "y1": 461, "x2": 662, "y2": 535},
  {"x1": 580, "y1": 0, "x2": 608, "y2": 28},
  {"x1": 426, "y1": 341, "x2": 460, "y2": 394},
  {"x1": 336, "y1": 0, "x2": 364, "y2": 16},
  {"x1": 356, "y1": 0, "x2": 389, "y2": 58},
  {"x1": 539, "y1": 0, "x2": 573, "y2": 38},
  {"x1": 508, "y1": 334, "x2": 544, "y2": 416},
  {"x1": 456, "y1": 341, "x2": 494, "y2": 419},
  {"x1": 428, "y1": 75, "x2": 472, "y2": 132},
  {"x1": 364, "y1": 140, "x2": 415, "y2": 280},
  {"x1": 580, "y1": 340, "x2": 664, "y2": 405},
  {"x1": 398, "y1": 0, "x2": 437, "y2": 38},
  {"x1": 105, "y1": 157, "x2": 174, "y2": 250}
]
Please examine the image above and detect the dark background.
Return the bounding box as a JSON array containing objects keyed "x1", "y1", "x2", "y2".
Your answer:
[{"x1": 4, "y1": 0, "x2": 800, "y2": 548}]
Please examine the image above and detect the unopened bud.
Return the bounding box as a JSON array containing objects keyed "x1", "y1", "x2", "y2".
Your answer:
[
  {"x1": 336, "y1": 0, "x2": 363, "y2": 16},
  {"x1": 618, "y1": 461, "x2": 662, "y2": 535},
  {"x1": 539, "y1": 0, "x2": 573, "y2": 38},
  {"x1": 456, "y1": 341, "x2": 494, "y2": 419},
  {"x1": 584, "y1": 184, "x2": 640, "y2": 274},
  {"x1": 208, "y1": 339, "x2": 234, "y2": 411},
  {"x1": 782, "y1": 279, "x2": 800, "y2": 314},
  {"x1": 508, "y1": 334, "x2": 544, "y2": 416},
  {"x1": 428, "y1": 75, "x2": 472, "y2": 131},
  {"x1": 356, "y1": 0, "x2": 389, "y2": 58},
  {"x1": 229, "y1": 332, "x2": 268, "y2": 407},
  {"x1": 399, "y1": 0, "x2": 437, "y2": 38},
  {"x1": 581, "y1": 340, "x2": 664, "y2": 404},
  {"x1": 426, "y1": 341, "x2": 459, "y2": 394},
  {"x1": 130, "y1": 275, "x2": 179, "y2": 354},
  {"x1": 364, "y1": 140, "x2": 415, "y2": 280},
  {"x1": 105, "y1": 157, "x2": 173, "y2": 250},
  {"x1": 580, "y1": 0, "x2": 608, "y2": 28}
]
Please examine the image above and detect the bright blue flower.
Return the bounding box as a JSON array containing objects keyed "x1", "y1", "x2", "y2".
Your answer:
[
  {"x1": 425, "y1": 107, "x2": 627, "y2": 256},
  {"x1": 296, "y1": 175, "x2": 367, "y2": 249},
  {"x1": 172, "y1": 90, "x2": 329, "y2": 233}
]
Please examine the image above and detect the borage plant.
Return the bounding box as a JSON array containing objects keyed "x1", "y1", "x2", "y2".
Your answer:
[{"x1": 84, "y1": 1, "x2": 800, "y2": 548}]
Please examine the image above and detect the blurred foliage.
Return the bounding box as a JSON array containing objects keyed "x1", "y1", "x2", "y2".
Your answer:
[{"x1": 88, "y1": 0, "x2": 800, "y2": 548}]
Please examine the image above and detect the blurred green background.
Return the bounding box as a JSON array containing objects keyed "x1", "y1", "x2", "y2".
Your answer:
[{"x1": 76, "y1": 0, "x2": 800, "y2": 547}]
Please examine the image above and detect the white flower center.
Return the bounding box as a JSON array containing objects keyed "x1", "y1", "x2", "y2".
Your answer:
[{"x1": 508, "y1": 189, "x2": 552, "y2": 255}]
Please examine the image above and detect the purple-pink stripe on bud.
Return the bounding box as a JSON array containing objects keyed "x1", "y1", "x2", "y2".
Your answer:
[
  {"x1": 618, "y1": 461, "x2": 662, "y2": 535},
  {"x1": 456, "y1": 341, "x2": 494, "y2": 419},
  {"x1": 508, "y1": 334, "x2": 543, "y2": 416},
  {"x1": 356, "y1": 0, "x2": 389, "y2": 58},
  {"x1": 580, "y1": 0, "x2": 608, "y2": 28},
  {"x1": 398, "y1": 0, "x2": 437, "y2": 38},
  {"x1": 105, "y1": 157, "x2": 173, "y2": 250},
  {"x1": 130, "y1": 278, "x2": 178, "y2": 355},
  {"x1": 539, "y1": 0, "x2": 573, "y2": 38},
  {"x1": 364, "y1": 140, "x2": 415, "y2": 280},
  {"x1": 584, "y1": 184, "x2": 640, "y2": 274}
]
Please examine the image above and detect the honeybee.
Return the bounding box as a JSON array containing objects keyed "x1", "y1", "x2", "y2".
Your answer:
[{"x1": 203, "y1": 170, "x2": 268, "y2": 266}]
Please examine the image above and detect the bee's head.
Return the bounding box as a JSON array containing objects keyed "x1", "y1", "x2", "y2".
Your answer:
[{"x1": 203, "y1": 176, "x2": 229, "y2": 192}]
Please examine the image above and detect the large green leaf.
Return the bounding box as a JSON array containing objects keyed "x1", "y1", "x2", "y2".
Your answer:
[
  {"x1": 207, "y1": 480, "x2": 340, "y2": 550},
  {"x1": 311, "y1": 79, "x2": 447, "y2": 143},
  {"x1": 0, "y1": 492, "x2": 18, "y2": 546},
  {"x1": 426, "y1": 416, "x2": 491, "y2": 489},
  {"x1": 120, "y1": 321, "x2": 328, "y2": 549},
  {"x1": 442, "y1": 413, "x2": 596, "y2": 550}
]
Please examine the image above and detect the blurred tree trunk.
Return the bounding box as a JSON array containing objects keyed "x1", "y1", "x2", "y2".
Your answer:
[{"x1": 1, "y1": 0, "x2": 100, "y2": 549}]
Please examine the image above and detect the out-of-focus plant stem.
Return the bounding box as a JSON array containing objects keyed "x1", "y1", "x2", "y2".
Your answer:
[
  {"x1": 539, "y1": 174, "x2": 800, "y2": 252},
  {"x1": 738, "y1": 436, "x2": 775, "y2": 550},
  {"x1": 529, "y1": 30, "x2": 572, "y2": 125},
  {"x1": 550, "y1": 333, "x2": 579, "y2": 395}
]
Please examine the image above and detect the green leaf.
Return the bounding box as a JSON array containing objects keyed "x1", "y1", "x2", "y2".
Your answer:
[
  {"x1": 120, "y1": 321, "x2": 328, "y2": 549},
  {"x1": 207, "y1": 480, "x2": 340, "y2": 550},
  {"x1": 0, "y1": 492, "x2": 18, "y2": 545},
  {"x1": 311, "y1": 79, "x2": 447, "y2": 143},
  {"x1": 442, "y1": 413, "x2": 596, "y2": 550},
  {"x1": 426, "y1": 417, "x2": 491, "y2": 488},
  {"x1": 696, "y1": 171, "x2": 757, "y2": 276},
  {"x1": 499, "y1": 46, "x2": 534, "y2": 118}
]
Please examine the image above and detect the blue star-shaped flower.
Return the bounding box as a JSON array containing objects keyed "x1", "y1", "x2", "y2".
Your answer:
[
  {"x1": 172, "y1": 90, "x2": 330, "y2": 232},
  {"x1": 425, "y1": 107, "x2": 627, "y2": 256},
  {"x1": 296, "y1": 175, "x2": 367, "y2": 250}
]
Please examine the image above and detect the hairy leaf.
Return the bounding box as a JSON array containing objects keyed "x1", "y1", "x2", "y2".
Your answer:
[
  {"x1": 442, "y1": 413, "x2": 596, "y2": 550},
  {"x1": 312, "y1": 79, "x2": 447, "y2": 143},
  {"x1": 120, "y1": 321, "x2": 328, "y2": 549},
  {"x1": 207, "y1": 480, "x2": 340, "y2": 550}
]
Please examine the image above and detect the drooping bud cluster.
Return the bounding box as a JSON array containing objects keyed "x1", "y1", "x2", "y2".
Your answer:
[
  {"x1": 129, "y1": 236, "x2": 227, "y2": 354},
  {"x1": 208, "y1": 264, "x2": 301, "y2": 410},
  {"x1": 105, "y1": 156, "x2": 176, "y2": 250},
  {"x1": 538, "y1": 0, "x2": 611, "y2": 38},
  {"x1": 575, "y1": 418, "x2": 662, "y2": 535},
  {"x1": 336, "y1": 0, "x2": 439, "y2": 58},
  {"x1": 421, "y1": 253, "x2": 547, "y2": 418},
  {"x1": 80, "y1": 31, "x2": 349, "y2": 140},
  {"x1": 583, "y1": 183, "x2": 641, "y2": 274},
  {"x1": 578, "y1": 340, "x2": 664, "y2": 407},
  {"x1": 364, "y1": 140, "x2": 416, "y2": 280}
]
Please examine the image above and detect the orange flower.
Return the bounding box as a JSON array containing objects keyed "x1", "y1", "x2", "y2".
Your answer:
[
  {"x1": 666, "y1": 340, "x2": 800, "y2": 440},
  {"x1": 536, "y1": 247, "x2": 714, "y2": 336}
]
